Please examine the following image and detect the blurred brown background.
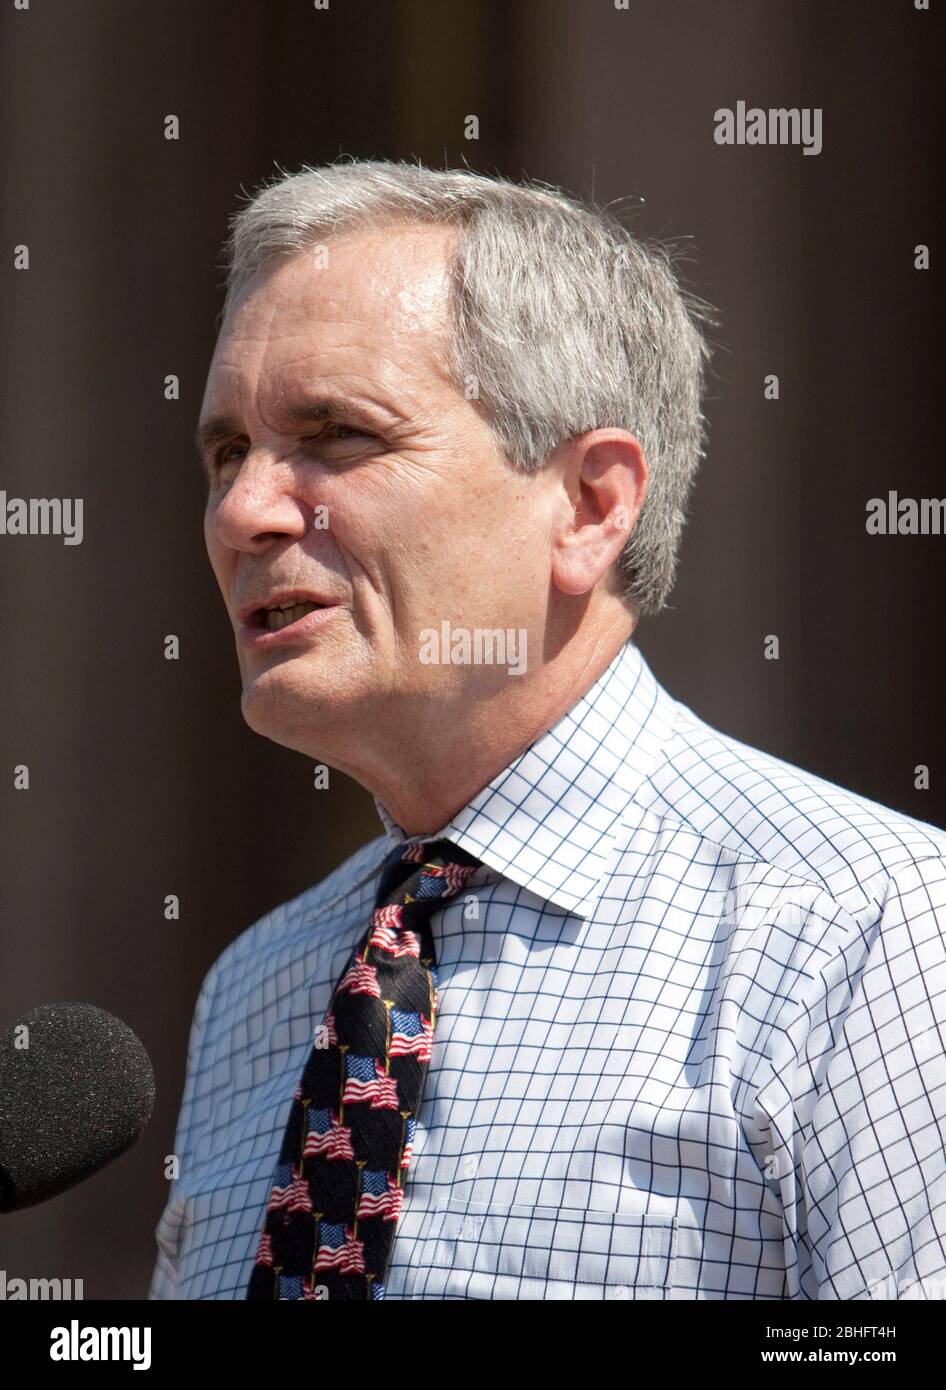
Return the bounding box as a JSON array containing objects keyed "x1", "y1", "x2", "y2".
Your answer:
[{"x1": 0, "y1": 0, "x2": 942, "y2": 1298}]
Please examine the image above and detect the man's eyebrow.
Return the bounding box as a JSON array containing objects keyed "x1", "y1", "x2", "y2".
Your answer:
[
  {"x1": 194, "y1": 413, "x2": 240, "y2": 459},
  {"x1": 194, "y1": 395, "x2": 403, "y2": 460}
]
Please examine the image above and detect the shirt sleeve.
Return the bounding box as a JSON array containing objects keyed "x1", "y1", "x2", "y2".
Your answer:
[
  {"x1": 148, "y1": 962, "x2": 219, "y2": 1300},
  {"x1": 800, "y1": 854, "x2": 946, "y2": 1299}
]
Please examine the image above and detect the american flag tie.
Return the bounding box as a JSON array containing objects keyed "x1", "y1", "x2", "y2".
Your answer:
[{"x1": 246, "y1": 837, "x2": 481, "y2": 1300}]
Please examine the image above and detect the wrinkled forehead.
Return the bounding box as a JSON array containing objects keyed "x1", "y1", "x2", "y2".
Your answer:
[{"x1": 210, "y1": 224, "x2": 457, "y2": 390}]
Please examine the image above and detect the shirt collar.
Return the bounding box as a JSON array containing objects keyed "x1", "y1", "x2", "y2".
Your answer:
[{"x1": 373, "y1": 640, "x2": 678, "y2": 919}]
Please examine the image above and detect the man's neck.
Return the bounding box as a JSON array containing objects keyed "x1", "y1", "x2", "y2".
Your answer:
[{"x1": 368, "y1": 629, "x2": 634, "y2": 836}]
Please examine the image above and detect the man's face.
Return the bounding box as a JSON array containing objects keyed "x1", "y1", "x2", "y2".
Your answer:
[{"x1": 200, "y1": 224, "x2": 549, "y2": 759}]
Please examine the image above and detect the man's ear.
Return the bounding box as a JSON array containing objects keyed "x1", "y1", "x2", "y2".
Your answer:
[{"x1": 549, "y1": 430, "x2": 648, "y2": 598}]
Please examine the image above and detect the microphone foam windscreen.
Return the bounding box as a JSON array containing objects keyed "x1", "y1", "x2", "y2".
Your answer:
[{"x1": 0, "y1": 1002, "x2": 155, "y2": 1212}]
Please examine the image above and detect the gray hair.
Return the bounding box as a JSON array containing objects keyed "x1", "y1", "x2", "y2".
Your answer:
[{"x1": 221, "y1": 159, "x2": 716, "y2": 616}]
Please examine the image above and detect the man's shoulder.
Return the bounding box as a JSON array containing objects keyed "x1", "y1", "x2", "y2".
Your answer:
[
  {"x1": 647, "y1": 698, "x2": 946, "y2": 914},
  {"x1": 202, "y1": 831, "x2": 391, "y2": 995}
]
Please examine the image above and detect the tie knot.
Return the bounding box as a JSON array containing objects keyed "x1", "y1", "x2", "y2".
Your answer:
[
  {"x1": 374, "y1": 838, "x2": 480, "y2": 909},
  {"x1": 400, "y1": 837, "x2": 480, "y2": 868}
]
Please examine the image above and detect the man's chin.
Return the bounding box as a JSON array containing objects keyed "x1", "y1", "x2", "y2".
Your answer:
[{"x1": 239, "y1": 665, "x2": 342, "y2": 749}]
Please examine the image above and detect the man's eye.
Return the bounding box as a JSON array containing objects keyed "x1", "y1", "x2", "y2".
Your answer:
[
  {"x1": 209, "y1": 425, "x2": 372, "y2": 478},
  {"x1": 312, "y1": 424, "x2": 372, "y2": 443},
  {"x1": 207, "y1": 443, "x2": 247, "y2": 479}
]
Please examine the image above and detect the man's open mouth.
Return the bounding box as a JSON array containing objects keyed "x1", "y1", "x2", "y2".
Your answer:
[{"x1": 252, "y1": 599, "x2": 327, "y2": 632}]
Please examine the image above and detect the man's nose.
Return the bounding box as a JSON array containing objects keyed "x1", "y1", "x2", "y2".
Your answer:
[{"x1": 209, "y1": 452, "x2": 309, "y2": 552}]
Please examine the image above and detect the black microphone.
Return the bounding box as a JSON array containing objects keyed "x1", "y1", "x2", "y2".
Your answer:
[{"x1": 0, "y1": 1002, "x2": 155, "y2": 1213}]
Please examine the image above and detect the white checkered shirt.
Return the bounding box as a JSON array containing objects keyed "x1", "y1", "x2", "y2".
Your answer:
[{"x1": 149, "y1": 639, "x2": 946, "y2": 1300}]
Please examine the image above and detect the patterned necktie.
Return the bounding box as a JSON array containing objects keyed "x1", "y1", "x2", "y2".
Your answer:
[{"x1": 246, "y1": 836, "x2": 481, "y2": 1301}]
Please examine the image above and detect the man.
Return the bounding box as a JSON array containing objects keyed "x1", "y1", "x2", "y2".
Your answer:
[{"x1": 150, "y1": 159, "x2": 946, "y2": 1301}]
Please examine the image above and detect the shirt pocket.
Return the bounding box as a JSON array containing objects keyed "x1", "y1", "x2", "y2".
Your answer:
[{"x1": 410, "y1": 1197, "x2": 678, "y2": 1300}]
